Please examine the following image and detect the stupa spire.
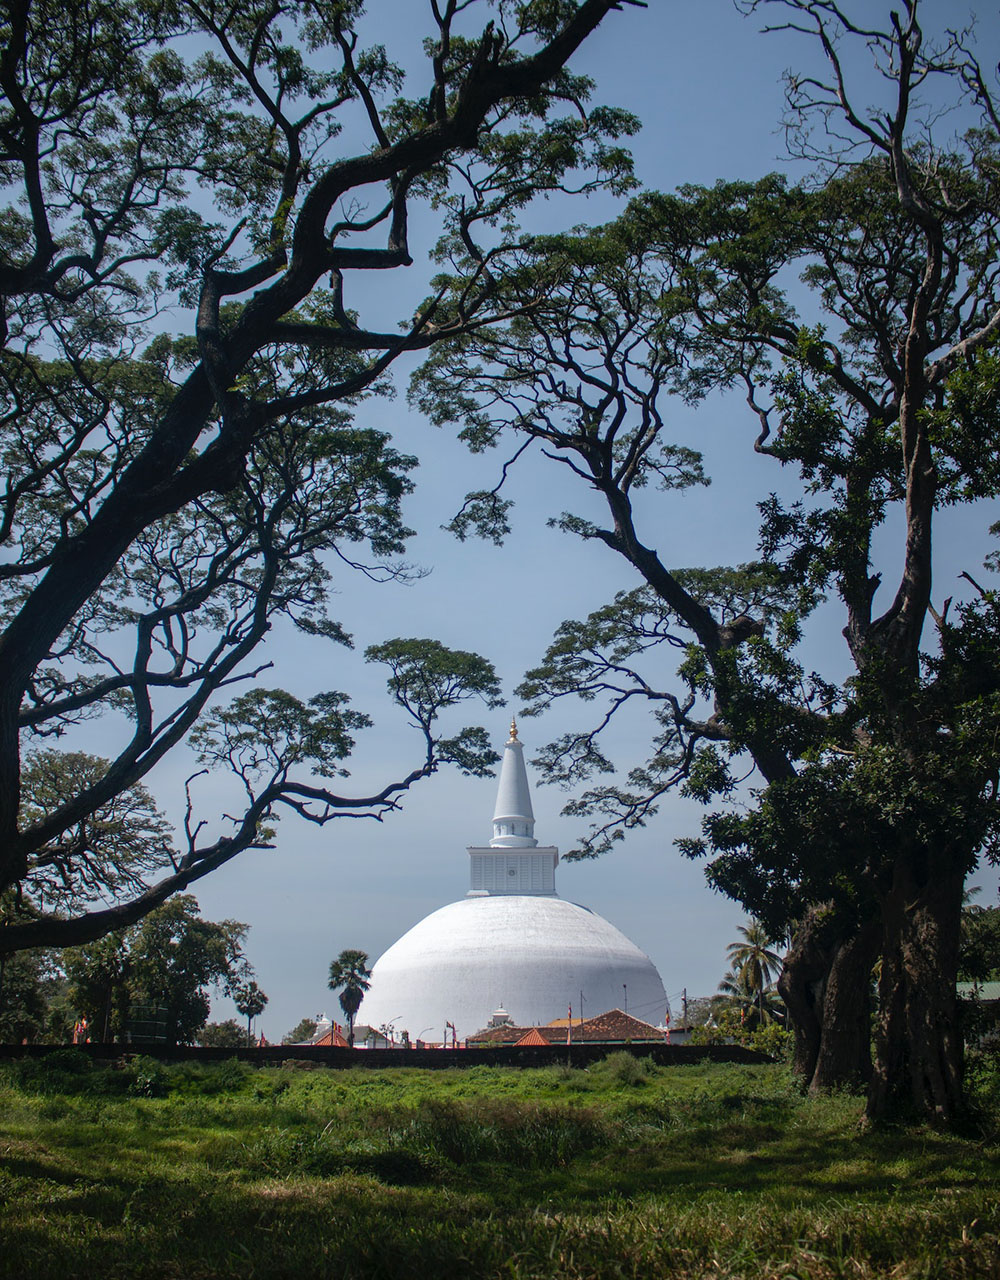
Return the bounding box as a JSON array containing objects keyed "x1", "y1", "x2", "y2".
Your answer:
[
  {"x1": 466, "y1": 723, "x2": 559, "y2": 896},
  {"x1": 490, "y1": 719, "x2": 537, "y2": 848}
]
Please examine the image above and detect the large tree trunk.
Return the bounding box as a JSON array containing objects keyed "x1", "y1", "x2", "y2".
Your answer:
[
  {"x1": 811, "y1": 919, "x2": 879, "y2": 1092},
  {"x1": 780, "y1": 904, "x2": 878, "y2": 1092},
  {"x1": 778, "y1": 910, "x2": 828, "y2": 1082},
  {"x1": 866, "y1": 856, "x2": 965, "y2": 1125}
]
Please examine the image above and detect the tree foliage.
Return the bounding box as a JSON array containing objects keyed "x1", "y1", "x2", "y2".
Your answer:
[
  {"x1": 0, "y1": 947, "x2": 70, "y2": 1042},
  {"x1": 198, "y1": 1018, "x2": 245, "y2": 1048},
  {"x1": 281, "y1": 1016, "x2": 317, "y2": 1045},
  {"x1": 232, "y1": 977, "x2": 268, "y2": 1045},
  {"x1": 960, "y1": 899, "x2": 1000, "y2": 985},
  {"x1": 0, "y1": 0, "x2": 638, "y2": 954},
  {"x1": 415, "y1": 0, "x2": 1000, "y2": 1123},
  {"x1": 328, "y1": 946, "x2": 370, "y2": 1045},
  {"x1": 724, "y1": 921, "x2": 783, "y2": 1025},
  {"x1": 16, "y1": 750, "x2": 176, "y2": 915},
  {"x1": 64, "y1": 894, "x2": 250, "y2": 1044}
]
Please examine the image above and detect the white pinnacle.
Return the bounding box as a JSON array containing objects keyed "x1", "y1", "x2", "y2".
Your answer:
[{"x1": 490, "y1": 718, "x2": 538, "y2": 848}]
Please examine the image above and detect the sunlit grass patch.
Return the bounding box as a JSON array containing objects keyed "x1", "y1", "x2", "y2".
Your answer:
[{"x1": 2, "y1": 1057, "x2": 999, "y2": 1277}]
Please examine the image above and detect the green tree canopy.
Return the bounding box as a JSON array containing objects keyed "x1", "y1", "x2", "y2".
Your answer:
[
  {"x1": 198, "y1": 1019, "x2": 245, "y2": 1048},
  {"x1": 281, "y1": 1016, "x2": 318, "y2": 1046},
  {"x1": 0, "y1": 0, "x2": 637, "y2": 956},
  {"x1": 960, "y1": 899, "x2": 1000, "y2": 985},
  {"x1": 64, "y1": 894, "x2": 251, "y2": 1045},
  {"x1": 16, "y1": 750, "x2": 176, "y2": 915},
  {"x1": 232, "y1": 978, "x2": 268, "y2": 1045},
  {"x1": 415, "y1": 0, "x2": 1000, "y2": 1123},
  {"x1": 724, "y1": 922, "x2": 783, "y2": 1028},
  {"x1": 0, "y1": 948, "x2": 66, "y2": 1042}
]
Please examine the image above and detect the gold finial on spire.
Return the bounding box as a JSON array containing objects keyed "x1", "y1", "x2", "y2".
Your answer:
[{"x1": 509, "y1": 716, "x2": 519, "y2": 741}]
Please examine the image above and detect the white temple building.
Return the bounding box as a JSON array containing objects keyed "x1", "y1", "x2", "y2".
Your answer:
[{"x1": 357, "y1": 722, "x2": 669, "y2": 1042}]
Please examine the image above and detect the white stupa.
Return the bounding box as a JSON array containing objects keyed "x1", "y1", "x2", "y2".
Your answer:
[{"x1": 357, "y1": 721, "x2": 668, "y2": 1042}]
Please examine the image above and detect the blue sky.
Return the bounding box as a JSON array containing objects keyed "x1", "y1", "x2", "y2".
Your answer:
[{"x1": 156, "y1": 0, "x2": 1000, "y2": 1040}]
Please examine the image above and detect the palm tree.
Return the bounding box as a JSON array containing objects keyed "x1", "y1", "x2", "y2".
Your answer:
[
  {"x1": 328, "y1": 949, "x2": 371, "y2": 1047},
  {"x1": 232, "y1": 979, "x2": 268, "y2": 1047},
  {"x1": 715, "y1": 965, "x2": 780, "y2": 1027},
  {"x1": 725, "y1": 921, "x2": 783, "y2": 1027}
]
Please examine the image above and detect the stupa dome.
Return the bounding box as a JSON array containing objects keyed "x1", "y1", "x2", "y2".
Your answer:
[{"x1": 358, "y1": 723, "x2": 668, "y2": 1041}]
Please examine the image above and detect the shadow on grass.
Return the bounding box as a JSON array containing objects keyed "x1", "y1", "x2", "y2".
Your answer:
[
  {"x1": 470, "y1": 1112, "x2": 998, "y2": 1210},
  {"x1": 3, "y1": 1063, "x2": 1000, "y2": 1280}
]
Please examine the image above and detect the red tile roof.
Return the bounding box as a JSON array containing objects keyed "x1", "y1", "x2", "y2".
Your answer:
[
  {"x1": 513, "y1": 1027, "x2": 550, "y2": 1047},
  {"x1": 468, "y1": 1008, "x2": 664, "y2": 1046},
  {"x1": 578, "y1": 1009, "x2": 664, "y2": 1041}
]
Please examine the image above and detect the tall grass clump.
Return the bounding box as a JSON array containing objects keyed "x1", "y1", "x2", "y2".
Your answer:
[
  {"x1": 233, "y1": 1096, "x2": 609, "y2": 1184},
  {"x1": 591, "y1": 1050, "x2": 651, "y2": 1086},
  {"x1": 385, "y1": 1097, "x2": 609, "y2": 1168}
]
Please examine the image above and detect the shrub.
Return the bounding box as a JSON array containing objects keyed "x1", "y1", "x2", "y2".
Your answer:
[
  {"x1": 252, "y1": 1073, "x2": 291, "y2": 1103},
  {"x1": 6, "y1": 1049, "x2": 100, "y2": 1095},
  {"x1": 966, "y1": 1031, "x2": 1000, "y2": 1130},
  {"x1": 42, "y1": 1048, "x2": 94, "y2": 1073},
  {"x1": 593, "y1": 1050, "x2": 651, "y2": 1085},
  {"x1": 215, "y1": 1057, "x2": 252, "y2": 1092},
  {"x1": 748, "y1": 1022, "x2": 793, "y2": 1060},
  {"x1": 124, "y1": 1055, "x2": 169, "y2": 1097}
]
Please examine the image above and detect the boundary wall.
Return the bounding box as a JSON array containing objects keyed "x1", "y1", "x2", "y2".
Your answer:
[{"x1": 0, "y1": 1042, "x2": 770, "y2": 1069}]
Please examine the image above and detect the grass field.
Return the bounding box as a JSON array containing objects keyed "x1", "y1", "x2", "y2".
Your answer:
[{"x1": 1, "y1": 1050, "x2": 999, "y2": 1279}]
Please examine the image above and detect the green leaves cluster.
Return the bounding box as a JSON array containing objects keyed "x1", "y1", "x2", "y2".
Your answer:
[
  {"x1": 63, "y1": 894, "x2": 252, "y2": 1046},
  {"x1": 2, "y1": 0, "x2": 639, "y2": 951},
  {"x1": 17, "y1": 750, "x2": 176, "y2": 914}
]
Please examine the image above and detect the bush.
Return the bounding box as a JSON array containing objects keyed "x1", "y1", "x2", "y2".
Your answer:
[
  {"x1": 5, "y1": 1049, "x2": 98, "y2": 1095},
  {"x1": 252, "y1": 1072, "x2": 291, "y2": 1103},
  {"x1": 124, "y1": 1055, "x2": 169, "y2": 1097},
  {"x1": 593, "y1": 1051, "x2": 651, "y2": 1085},
  {"x1": 215, "y1": 1057, "x2": 252, "y2": 1092},
  {"x1": 966, "y1": 1030, "x2": 1000, "y2": 1129},
  {"x1": 748, "y1": 1022, "x2": 793, "y2": 1060}
]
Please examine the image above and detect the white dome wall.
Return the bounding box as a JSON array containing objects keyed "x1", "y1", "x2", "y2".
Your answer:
[{"x1": 358, "y1": 895, "x2": 668, "y2": 1041}]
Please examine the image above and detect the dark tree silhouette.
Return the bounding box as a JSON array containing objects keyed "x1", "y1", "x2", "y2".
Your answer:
[
  {"x1": 416, "y1": 1, "x2": 1000, "y2": 1123},
  {"x1": 328, "y1": 948, "x2": 371, "y2": 1046},
  {"x1": 0, "y1": 0, "x2": 638, "y2": 955},
  {"x1": 232, "y1": 979, "x2": 268, "y2": 1047}
]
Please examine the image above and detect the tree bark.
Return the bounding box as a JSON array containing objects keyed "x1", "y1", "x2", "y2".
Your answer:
[
  {"x1": 779, "y1": 903, "x2": 878, "y2": 1092},
  {"x1": 866, "y1": 856, "x2": 965, "y2": 1125},
  {"x1": 811, "y1": 918, "x2": 879, "y2": 1092},
  {"x1": 778, "y1": 910, "x2": 828, "y2": 1083}
]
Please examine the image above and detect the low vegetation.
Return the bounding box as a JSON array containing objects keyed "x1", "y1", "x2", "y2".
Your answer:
[{"x1": 2, "y1": 1054, "x2": 999, "y2": 1278}]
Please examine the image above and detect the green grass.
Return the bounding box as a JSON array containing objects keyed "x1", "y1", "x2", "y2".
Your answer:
[{"x1": 1, "y1": 1051, "x2": 999, "y2": 1278}]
